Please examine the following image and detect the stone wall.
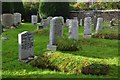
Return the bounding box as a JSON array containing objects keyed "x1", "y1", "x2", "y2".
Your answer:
[{"x1": 69, "y1": 10, "x2": 120, "y2": 23}]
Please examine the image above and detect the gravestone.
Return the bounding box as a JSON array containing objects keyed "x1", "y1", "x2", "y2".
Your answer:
[
  {"x1": 41, "y1": 19, "x2": 49, "y2": 28},
  {"x1": 31, "y1": 15, "x2": 38, "y2": 26},
  {"x1": 2, "y1": 14, "x2": 14, "y2": 27},
  {"x1": 47, "y1": 17, "x2": 64, "y2": 50},
  {"x1": 13, "y1": 13, "x2": 21, "y2": 25},
  {"x1": 83, "y1": 17, "x2": 92, "y2": 38},
  {"x1": 68, "y1": 19, "x2": 78, "y2": 40},
  {"x1": 18, "y1": 31, "x2": 34, "y2": 62},
  {"x1": 66, "y1": 19, "x2": 70, "y2": 26},
  {"x1": 95, "y1": 18, "x2": 103, "y2": 33},
  {"x1": 47, "y1": 16, "x2": 52, "y2": 24}
]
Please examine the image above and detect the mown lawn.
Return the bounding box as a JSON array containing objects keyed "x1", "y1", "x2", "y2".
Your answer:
[{"x1": 1, "y1": 23, "x2": 119, "y2": 78}]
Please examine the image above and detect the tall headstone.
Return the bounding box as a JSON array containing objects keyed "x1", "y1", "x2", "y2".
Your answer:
[
  {"x1": 68, "y1": 19, "x2": 78, "y2": 40},
  {"x1": 31, "y1": 15, "x2": 38, "y2": 26},
  {"x1": 18, "y1": 31, "x2": 34, "y2": 62},
  {"x1": 2, "y1": 14, "x2": 14, "y2": 27},
  {"x1": 47, "y1": 17, "x2": 64, "y2": 50},
  {"x1": 84, "y1": 17, "x2": 92, "y2": 38},
  {"x1": 13, "y1": 13, "x2": 21, "y2": 25},
  {"x1": 95, "y1": 18, "x2": 103, "y2": 33}
]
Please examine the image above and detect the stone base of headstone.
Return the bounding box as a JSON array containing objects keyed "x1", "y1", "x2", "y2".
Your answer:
[
  {"x1": 18, "y1": 56, "x2": 37, "y2": 63},
  {"x1": 83, "y1": 35, "x2": 92, "y2": 38},
  {"x1": 47, "y1": 44, "x2": 57, "y2": 50}
]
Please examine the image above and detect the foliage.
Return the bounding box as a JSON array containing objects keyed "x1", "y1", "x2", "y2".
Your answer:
[
  {"x1": 57, "y1": 37, "x2": 80, "y2": 51},
  {"x1": 2, "y1": 2, "x2": 24, "y2": 14},
  {"x1": 23, "y1": 2, "x2": 39, "y2": 22},
  {"x1": 39, "y1": 2, "x2": 70, "y2": 19},
  {"x1": 92, "y1": 30, "x2": 120, "y2": 40},
  {"x1": 82, "y1": 63, "x2": 110, "y2": 75}
]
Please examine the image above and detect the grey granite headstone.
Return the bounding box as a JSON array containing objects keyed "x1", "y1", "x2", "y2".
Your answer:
[
  {"x1": 66, "y1": 19, "x2": 70, "y2": 26},
  {"x1": 47, "y1": 17, "x2": 64, "y2": 50},
  {"x1": 18, "y1": 31, "x2": 34, "y2": 62},
  {"x1": 68, "y1": 19, "x2": 78, "y2": 40},
  {"x1": 13, "y1": 13, "x2": 21, "y2": 25},
  {"x1": 31, "y1": 15, "x2": 38, "y2": 26},
  {"x1": 2, "y1": 14, "x2": 14, "y2": 27},
  {"x1": 95, "y1": 18, "x2": 103, "y2": 33},
  {"x1": 41, "y1": 19, "x2": 49, "y2": 28},
  {"x1": 83, "y1": 17, "x2": 92, "y2": 38}
]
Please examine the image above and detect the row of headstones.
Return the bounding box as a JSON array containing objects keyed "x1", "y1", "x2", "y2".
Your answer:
[
  {"x1": 31, "y1": 15, "x2": 53, "y2": 29},
  {"x1": 18, "y1": 16, "x2": 103, "y2": 62},
  {"x1": 1, "y1": 13, "x2": 21, "y2": 27}
]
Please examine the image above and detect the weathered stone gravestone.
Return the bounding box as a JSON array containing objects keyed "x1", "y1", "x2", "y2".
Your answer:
[
  {"x1": 80, "y1": 19, "x2": 83, "y2": 26},
  {"x1": 95, "y1": 18, "x2": 103, "y2": 33},
  {"x1": 47, "y1": 17, "x2": 64, "y2": 50},
  {"x1": 18, "y1": 31, "x2": 34, "y2": 62},
  {"x1": 41, "y1": 19, "x2": 49, "y2": 28},
  {"x1": 47, "y1": 16, "x2": 52, "y2": 24},
  {"x1": 66, "y1": 19, "x2": 70, "y2": 26},
  {"x1": 13, "y1": 13, "x2": 21, "y2": 25},
  {"x1": 31, "y1": 15, "x2": 38, "y2": 26},
  {"x1": 2, "y1": 14, "x2": 14, "y2": 27},
  {"x1": 83, "y1": 17, "x2": 92, "y2": 38},
  {"x1": 68, "y1": 19, "x2": 78, "y2": 40}
]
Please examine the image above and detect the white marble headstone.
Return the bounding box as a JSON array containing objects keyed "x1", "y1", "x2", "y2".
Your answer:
[
  {"x1": 95, "y1": 18, "x2": 103, "y2": 33},
  {"x1": 47, "y1": 17, "x2": 64, "y2": 50},
  {"x1": 13, "y1": 13, "x2": 21, "y2": 25},
  {"x1": 31, "y1": 15, "x2": 38, "y2": 26},
  {"x1": 2, "y1": 14, "x2": 14, "y2": 27},
  {"x1": 84, "y1": 17, "x2": 92, "y2": 38},
  {"x1": 68, "y1": 19, "x2": 78, "y2": 40},
  {"x1": 18, "y1": 31, "x2": 34, "y2": 61}
]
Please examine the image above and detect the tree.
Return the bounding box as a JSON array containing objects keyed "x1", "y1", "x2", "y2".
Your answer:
[{"x1": 39, "y1": 2, "x2": 70, "y2": 19}]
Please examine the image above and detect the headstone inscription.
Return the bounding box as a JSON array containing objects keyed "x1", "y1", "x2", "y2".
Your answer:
[
  {"x1": 18, "y1": 31, "x2": 34, "y2": 62},
  {"x1": 95, "y1": 18, "x2": 103, "y2": 33},
  {"x1": 47, "y1": 17, "x2": 64, "y2": 50},
  {"x1": 68, "y1": 19, "x2": 78, "y2": 40},
  {"x1": 83, "y1": 17, "x2": 92, "y2": 38}
]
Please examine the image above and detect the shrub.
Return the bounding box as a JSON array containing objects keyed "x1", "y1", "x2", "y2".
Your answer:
[
  {"x1": 31, "y1": 52, "x2": 90, "y2": 74},
  {"x1": 39, "y1": 2, "x2": 70, "y2": 19},
  {"x1": 82, "y1": 63, "x2": 110, "y2": 75},
  {"x1": 92, "y1": 30, "x2": 120, "y2": 40},
  {"x1": 57, "y1": 37, "x2": 81, "y2": 51}
]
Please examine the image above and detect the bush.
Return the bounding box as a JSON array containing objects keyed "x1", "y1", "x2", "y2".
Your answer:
[
  {"x1": 39, "y1": 2, "x2": 70, "y2": 19},
  {"x1": 31, "y1": 52, "x2": 110, "y2": 75},
  {"x1": 82, "y1": 63, "x2": 110, "y2": 75},
  {"x1": 92, "y1": 30, "x2": 120, "y2": 40},
  {"x1": 31, "y1": 52, "x2": 90, "y2": 74},
  {"x1": 57, "y1": 37, "x2": 81, "y2": 51}
]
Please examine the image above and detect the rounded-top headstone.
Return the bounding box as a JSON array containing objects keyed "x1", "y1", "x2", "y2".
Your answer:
[
  {"x1": 13, "y1": 13, "x2": 21, "y2": 25},
  {"x1": 2, "y1": 13, "x2": 14, "y2": 27},
  {"x1": 31, "y1": 15, "x2": 38, "y2": 25},
  {"x1": 84, "y1": 17, "x2": 92, "y2": 35}
]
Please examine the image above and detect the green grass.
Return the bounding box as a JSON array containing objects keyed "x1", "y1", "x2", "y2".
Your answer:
[{"x1": 1, "y1": 23, "x2": 119, "y2": 78}]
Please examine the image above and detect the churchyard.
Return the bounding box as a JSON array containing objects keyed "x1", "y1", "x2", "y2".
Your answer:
[
  {"x1": 1, "y1": 1, "x2": 120, "y2": 79},
  {"x1": 1, "y1": 17, "x2": 119, "y2": 78}
]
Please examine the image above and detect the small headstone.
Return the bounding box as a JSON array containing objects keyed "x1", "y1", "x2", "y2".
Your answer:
[
  {"x1": 80, "y1": 19, "x2": 83, "y2": 26},
  {"x1": 68, "y1": 19, "x2": 78, "y2": 40},
  {"x1": 13, "y1": 13, "x2": 21, "y2": 25},
  {"x1": 47, "y1": 17, "x2": 64, "y2": 50},
  {"x1": 41, "y1": 19, "x2": 49, "y2": 28},
  {"x1": 18, "y1": 31, "x2": 34, "y2": 62},
  {"x1": 95, "y1": 18, "x2": 103, "y2": 33},
  {"x1": 2, "y1": 14, "x2": 14, "y2": 27},
  {"x1": 66, "y1": 19, "x2": 70, "y2": 26},
  {"x1": 83, "y1": 17, "x2": 92, "y2": 38},
  {"x1": 47, "y1": 16, "x2": 52, "y2": 24},
  {"x1": 31, "y1": 15, "x2": 38, "y2": 26}
]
